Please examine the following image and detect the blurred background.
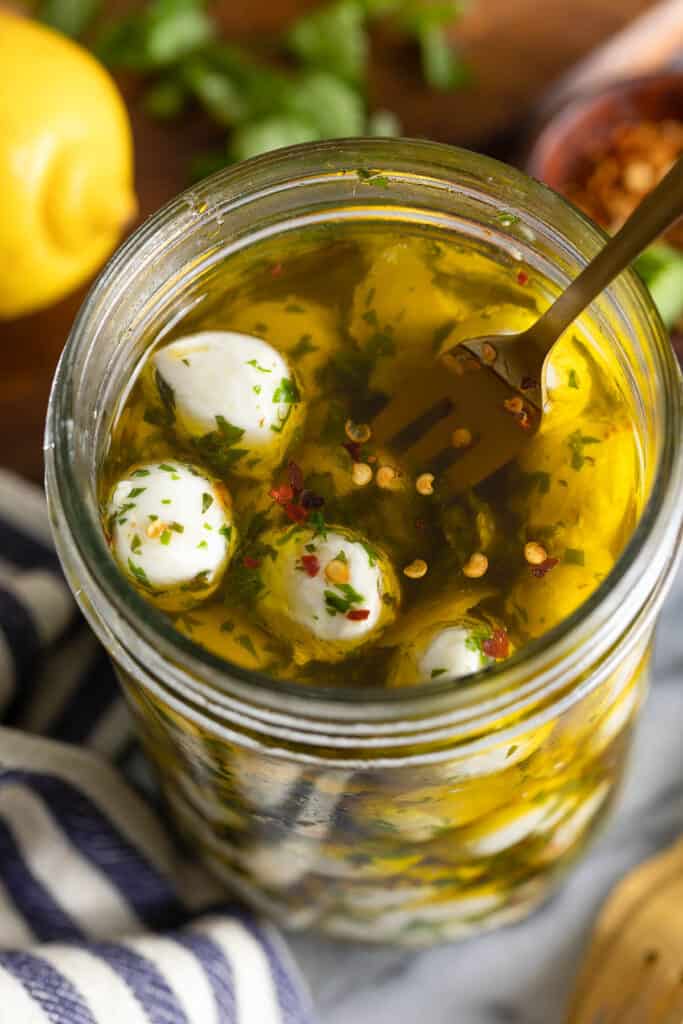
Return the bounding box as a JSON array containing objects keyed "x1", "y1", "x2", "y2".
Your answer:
[{"x1": 2, "y1": 0, "x2": 683, "y2": 484}]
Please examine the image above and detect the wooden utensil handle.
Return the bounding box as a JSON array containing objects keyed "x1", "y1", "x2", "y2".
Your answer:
[{"x1": 543, "y1": 0, "x2": 683, "y2": 112}]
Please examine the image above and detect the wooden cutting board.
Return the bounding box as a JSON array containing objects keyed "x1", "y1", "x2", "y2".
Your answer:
[{"x1": 0, "y1": 0, "x2": 658, "y2": 483}]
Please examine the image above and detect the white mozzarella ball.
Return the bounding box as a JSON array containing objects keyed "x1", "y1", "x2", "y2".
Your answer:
[
  {"x1": 417, "y1": 626, "x2": 487, "y2": 682},
  {"x1": 107, "y1": 460, "x2": 236, "y2": 610},
  {"x1": 150, "y1": 331, "x2": 305, "y2": 479},
  {"x1": 255, "y1": 525, "x2": 400, "y2": 663},
  {"x1": 387, "y1": 616, "x2": 511, "y2": 687}
]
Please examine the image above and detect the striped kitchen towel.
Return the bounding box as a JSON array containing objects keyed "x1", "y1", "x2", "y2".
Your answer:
[{"x1": 0, "y1": 469, "x2": 313, "y2": 1024}]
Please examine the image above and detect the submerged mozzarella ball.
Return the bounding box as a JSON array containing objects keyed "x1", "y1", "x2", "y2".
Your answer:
[
  {"x1": 150, "y1": 331, "x2": 305, "y2": 479},
  {"x1": 387, "y1": 614, "x2": 511, "y2": 687},
  {"x1": 255, "y1": 525, "x2": 400, "y2": 663},
  {"x1": 349, "y1": 241, "x2": 463, "y2": 394},
  {"x1": 106, "y1": 461, "x2": 236, "y2": 611},
  {"x1": 515, "y1": 417, "x2": 639, "y2": 555},
  {"x1": 506, "y1": 547, "x2": 614, "y2": 638}
]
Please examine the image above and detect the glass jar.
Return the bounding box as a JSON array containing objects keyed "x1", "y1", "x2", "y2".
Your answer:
[{"x1": 45, "y1": 140, "x2": 683, "y2": 946}]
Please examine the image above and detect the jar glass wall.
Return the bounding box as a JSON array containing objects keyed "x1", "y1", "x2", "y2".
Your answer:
[{"x1": 45, "y1": 140, "x2": 683, "y2": 946}]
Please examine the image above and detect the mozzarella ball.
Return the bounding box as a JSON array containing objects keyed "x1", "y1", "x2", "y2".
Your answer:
[
  {"x1": 106, "y1": 460, "x2": 236, "y2": 610},
  {"x1": 387, "y1": 613, "x2": 511, "y2": 687},
  {"x1": 149, "y1": 331, "x2": 305, "y2": 479},
  {"x1": 349, "y1": 240, "x2": 464, "y2": 394},
  {"x1": 515, "y1": 417, "x2": 639, "y2": 555},
  {"x1": 506, "y1": 547, "x2": 614, "y2": 638},
  {"x1": 254, "y1": 525, "x2": 400, "y2": 663}
]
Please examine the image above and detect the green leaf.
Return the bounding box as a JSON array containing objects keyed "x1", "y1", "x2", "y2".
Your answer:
[
  {"x1": 128, "y1": 558, "x2": 152, "y2": 588},
  {"x1": 38, "y1": 0, "x2": 101, "y2": 38},
  {"x1": 182, "y1": 56, "x2": 247, "y2": 124},
  {"x1": 286, "y1": 0, "x2": 368, "y2": 85},
  {"x1": 418, "y1": 24, "x2": 469, "y2": 91},
  {"x1": 97, "y1": 0, "x2": 216, "y2": 70},
  {"x1": 324, "y1": 589, "x2": 351, "y2": 615},
  {"x1": 635, "y1": 243, "x2": 683, "y2": 329},
  {"x1": 202, "y1": 492, "x2": 214, "y2": 513},
  {"x1": 143, "y1": 76, "x2": 188, "y2": 119},
  {"x1": 282, "y1": 71, "x2": 365, "y2": 138},
  {"x1": 229, "y1": 115, "x2": 320, "y2": 163},
  {"x1": 193, "y1": 416, "x2": 247, "y2": 474}
]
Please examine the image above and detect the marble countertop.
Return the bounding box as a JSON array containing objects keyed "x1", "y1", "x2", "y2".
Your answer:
[{"x1": 290, "y1": 566, "x2": 683, "y2": 1024}]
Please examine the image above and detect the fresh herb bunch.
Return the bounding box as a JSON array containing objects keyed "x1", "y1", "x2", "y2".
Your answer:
[{"x1": 38, "y1": 0, "x2": 470, "y2": 179}]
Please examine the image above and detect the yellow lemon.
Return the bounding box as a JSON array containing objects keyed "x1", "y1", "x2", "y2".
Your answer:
[{"x1": 0, "y1": 13, "x2": 136, "y2": 318}]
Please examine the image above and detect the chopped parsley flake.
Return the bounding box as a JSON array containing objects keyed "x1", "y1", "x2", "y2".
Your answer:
[
  {"x1": 127, "y1": 487, "x2": 146, "y2": 499},
  {"x1": 131, "y1": 468, "x2": 150, "y2": 478},
  {"x1": 201, "y1": 492, "x2": 213, "y2": 513},
  {"x1": 170, "y1": 522, "x2": 184, "y2": 533},
  {"x1": 127, "y1": 558, "x2": 151, "y2": 588},
  {"x1": 272, "y1": 377, "x2": 300, "y2": 404},
  {"x1": 430, "y1": 668, "x2": 447, "y2": 678},
  {"x1": 246, "y1": 359, "x2": 271, "y2": 373},
  {"x1": 290, "y1": 335, "x2": 317, "y2": 358},
  {"x1": 193, "y1": 416, "x2": 247, "y2": 473},
  {"x1": 160, "y1": 530, "x2": 172, "y2": 545},
  {"x1": 219, "y1": 525, "x2": 232, "y2": 541},
  {"x1": 564, "y1": 548, "x2": 585, "y2": 565},
  {"x1": 237, "y1": 634, "x2": 257, "y2": 657},
  {"x1": 568, "y1": 368, "x2": 580, "y2": 389},
  {"x1": 159, "y1": 464, "x2": 176, "y2": 473},
  {"x1": 154, "y1": 370, "x2": 176, "y2": 423},
  {"x1": 253, "y1": 385, "x2": 262, "y2": 395},
  {"x1": 220, "y1": 620, "x2": 234, "y2": 632},
  {"x1": 161, "y1": 499, "x2": 171, "y2": 505},
  {"x1": 567, "y1": 430, "x2": 601, "y2": 470},
  {"x1": 361, "y1": 541, "x2": 378, "y2": 567},
  {"x1": 197, "y1": 540, "x2": 208, "y2": 550},
  {"x1": 131, "y1": 534, "x2": 142, "y2": 555}
]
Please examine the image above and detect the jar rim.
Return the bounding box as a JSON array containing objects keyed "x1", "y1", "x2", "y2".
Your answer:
[{"x1": 45, "y1": 138, "x2": 683, "y2": 728}]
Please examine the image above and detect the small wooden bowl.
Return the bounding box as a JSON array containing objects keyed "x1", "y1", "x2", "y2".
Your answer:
[{"x1": 526, "y1": 70, "x2": 683, "y2": 192}]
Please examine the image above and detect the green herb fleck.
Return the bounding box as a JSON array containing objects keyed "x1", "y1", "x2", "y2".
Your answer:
[
  {"x1": 128, "y1": 558, "x2": 151, "y2": 588},
  {"x1": 131, "y1": 468, "x2": 151, "y2": 478},
  {"x1": 272, "y1": 377, "x2": 300, "y2": 404},
  {"x1": 246, "y1": 359, "x2": 272, "y2": 373},
  {"x1": 219, "y1": 525, "x2": 232, "y2": 541},
  {"x1": 197, "y1": 540, "x2": 208, "y2": 550},
  {"x1": 127, "y1": 487, "x2": 146, "y2": 499},
  {"x1": 160, "y1": 530, "x2": 172, "y2": 545},
  {"x1": 290, "y1": 334, "x2": 317, "y2": 358},
  {"x1": 564, "y1": 548, "x2": 585, "y2": 566},
  {"x1": 220, "y1": 620, "x2": 235, "y2": 633},
  {"x1": 567, "y1": 430, "x2": 601, "y2": 471},
  {"x1": 568, "y1": 368, "x2": 580, "y2": 389},
  {"x1": 159, "y1": 464, "x2": 176, "y2": 473},
  {"x1": 237, "y1": 634, "x2": 257, "y2": 657},
  {"x1": 253, "y1": 385, "x2": 262, "y2": 395},
  {"x1": 131, "y1": 534, "x2": 142, "y2": 555},
  {"x1": 201, "y1": 492, "x2": 213, "y2": 513},
  {"x1": 430, "y1": 668, "x2": 447, "y2": 679},
  {"x1": 193, "y1": 416, "x2": 247, "y2": 473}
]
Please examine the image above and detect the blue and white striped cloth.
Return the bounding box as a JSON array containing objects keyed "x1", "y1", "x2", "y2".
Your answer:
[{"x1": 0, "y1": 469, "x2": 313, "y2": 1024}]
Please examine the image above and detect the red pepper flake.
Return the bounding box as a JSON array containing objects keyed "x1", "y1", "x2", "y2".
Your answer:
[
  {"x1": 300, "y1": 554, "x2": 320, "y2": 577},
  {"x1": 517, "y1": 411, "x2": 532, "y2": 430},
  {"x1": 271, "y1": 262, "x2": 283, "y2": 278},
  {"x1": 415, "y1": 518, "x2": 426, "y2": 531},
  {"x1": 343, "y1": 440, "x2": 362, "y2": 462},
  {"x1": 269, "y1": 483, "x2": 294, "y2": 505},
  {"x1": 517, "y1": 270, "x2": 529, "y2": 286},
  {"x1": 482, "y1": 628, "x2": 510, "y2": 659},
  {"x1": 243, "y1": 556, "x2": 261, "y2": 569},
  {"x1": 300, "y1": 489, "x2": 325, "y2": 510},
  {"x1": 284, "y1": 503, "x2": 309, "y2": 523},
  {"x1": 531, "y1": 557, "x2": 559, "y2": 578},
  {"x1": 346, "y1": 608, "x2": 370, "y2": 621},
  {"x1": 287, "y1": 460, "x2": 304, "y2": 494}
]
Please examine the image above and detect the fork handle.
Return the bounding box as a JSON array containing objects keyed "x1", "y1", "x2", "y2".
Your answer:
[{"x1": 526, "y1": 155, "x2": 683, "y2": 352}]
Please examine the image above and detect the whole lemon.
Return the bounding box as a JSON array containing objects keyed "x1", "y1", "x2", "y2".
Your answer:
[{"x1": 0, "y1": 13, "x2": 137, "y2": 319}]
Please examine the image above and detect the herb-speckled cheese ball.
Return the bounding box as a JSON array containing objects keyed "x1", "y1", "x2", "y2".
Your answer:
[
  {"x1": 254, "y1": 525, "x2": 400, "y2": 663},
  {"x1": 150, "y1": 331, "x2": 305, "y2": 479},
  {"x1": 106, "y1": 460, "x2": 236, "y2": 610},
  {"x1": 387, "y1": 614, "x2": 511, "y2": 686}
]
